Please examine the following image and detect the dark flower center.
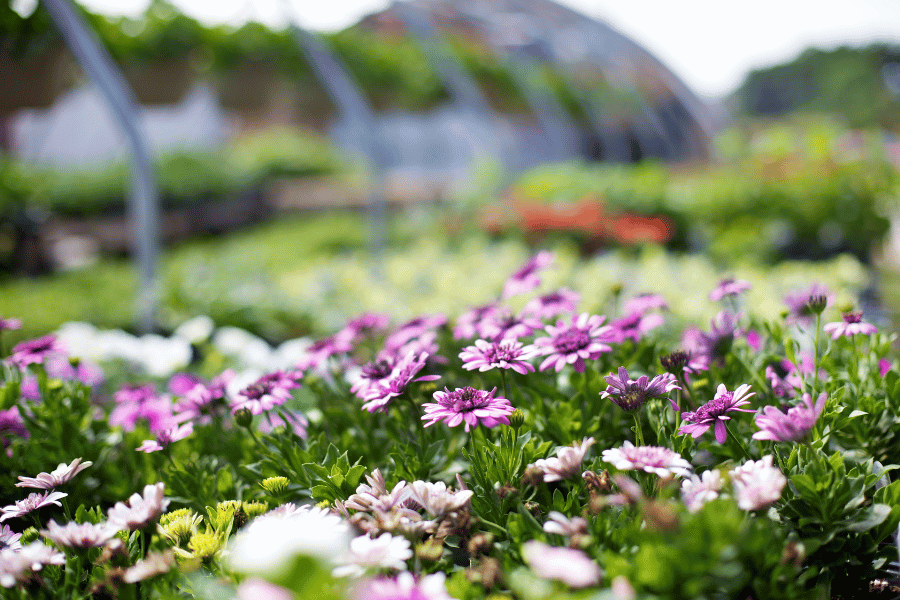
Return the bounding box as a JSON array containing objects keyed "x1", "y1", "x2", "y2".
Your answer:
[
  {"x1": 445, "y1": 387, "x2": 491, "y2": 412},
  {"x1": 554, "y1": 329, "x2": 590, "y2": 354},
  {"x1": 685, "y1": 392, "x2": 733, "y2": 422},
  {"x1": 842, "y1": 312, "x2": 862, "y2": 324},
  {"x1": 362, "y1": 360, "x2": 394, "y2": 380}
]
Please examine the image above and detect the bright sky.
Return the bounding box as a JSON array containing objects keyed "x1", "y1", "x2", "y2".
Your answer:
[{"x1": 72, "y1": 0, "x2": 900, "y2": 97}]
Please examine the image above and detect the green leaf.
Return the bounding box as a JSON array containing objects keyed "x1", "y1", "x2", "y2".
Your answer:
[{"x1": 845, "y1": 504, "x2": 891, "y2": 532}]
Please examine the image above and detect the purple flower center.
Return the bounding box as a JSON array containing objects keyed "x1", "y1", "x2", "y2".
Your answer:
[
  {"x1": 554, "y1": 329, "x2": 590, "y2": 353},
  {"x1": 842, "y1": 312, "x2": 862, "y2": 324},
  {"x1": 684, "y1": 392, "x2": 733, "y2": 423},
  {"x1": 443, "y1": 387, "x2": 492, "y2": 412},
  {"x1": 623, "y1": 446, "x2": 674, "y2": 468},
  {"x1": 483, "y1": 342, "x2": 519, "y2": 363},
  {"x1": 361, "y1": 360, "x2": 394, "y2": 380},
  {"x1": 616, "y1": 313, "x2": 641, "y2": 332}
]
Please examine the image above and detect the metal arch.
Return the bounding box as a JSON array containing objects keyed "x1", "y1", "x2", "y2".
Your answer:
[{"x1": 41, "y1": 0, "x2": 160, "y2": 333}]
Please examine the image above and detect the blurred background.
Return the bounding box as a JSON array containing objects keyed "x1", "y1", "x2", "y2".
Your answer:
[{"x1": 1, "y1": 0, "x2": 900, "y2": 345}]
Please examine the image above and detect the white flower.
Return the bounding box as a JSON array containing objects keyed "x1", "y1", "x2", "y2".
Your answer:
[
  {"x1": 107, "y1": 483, "x2": 169, "y2": 531},
  {"x1": 531, "y1": 438, "x2": 595, "y2": 482},
  {"x1": 729, "y1": 455, "x2": 786, "y2": 511},
  {"x1": 333, "y1": 533, "x2": 412, "y2": 578},
  {"x1": 542, "y1": 511, "x2": 588, "y2": 537},
  {"x1": 680, "y1": 470, "x2": 725, "y2": 513},
  {"x1": 0, "y1": 542, "x2": 65, "y2": 588},
  {"x1": 173, "y1": 316, "x2": 214, "y2": 344},
  {"x1": 41, "y1": 520, "x2": 119, "y2": 548},
  {"x1": 601, "y1": 442, "x2": 692, "y2": 478},
  {"x1": 17, "y1": 458, "x2": 93, "y2": 490},
  {"x1": 522, "y1": 540, "x2": 601, "y2": 588},
  {"x1": 228, "y1": 505, "x2": 350, "y2": 578},
  {"x1": 408, "y1": 481, "x2": 473, "y2": 517}
]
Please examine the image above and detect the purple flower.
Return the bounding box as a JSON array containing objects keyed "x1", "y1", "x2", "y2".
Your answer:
[
  {"x1": 0, "y1": 491, "x2": 67, "y2": 522},
  {"x1": 880, "y1": 358, "x2": 892, "y2": 377},
  {"x1": 107, "y1": 483, "x2": 169, "y2": 531},
  {"x1": 601, "y1": 367, "x2": 680, "y2": 412},
  {"x1": 168, "y1": 373, "x2": 201, "y2": 396},
  {"x1": 41, "y1": 520, "x2": 119, "y2": 548},
  {"x1": 608, "y1": 311, "x2": 664, "y2": 344},
  {"x1": 453, "y1": 304, "x2": 499, "y2": 340},
  {"x1": 823, "y1": 312, "x2": 878, "y2": 339},
  {"x1": 709, "y1": 278, "x2": 751, "y2": 301},
  {"x1": 362, "y1": 352, "x2": 439, "y2": 413},
  {"x1": 231, "y1": 371, "x2": 301, "y2": 416},
  {"x1": 0, "y1": 525, "x2": 22, "y2": 550},
  {"x1": 502, "y1": 250, "x2": 554, "y2": 299},
  {"x1": 44, "y1": 355, "x2": 104, "y2": 387},
  {"x1": 137, "y1": 422, "x2": 194, "y2": 453},
  {"x1": 476, "y1": 309, "x2": 543, "y2": 342},
  {"x1": 752, "y1": 392, "x2": 827, "y2": 442},
  {"x1": 16, "y1": 458, "x2": 92, "y2": 490},
  {"x1": 297, "y1": 334, "x2": 354, "y2": 372},
  {"x1": 765, "y1": 360, "x2": 803, "y2": 399},
  {"x1": 0, "y1": 317, "x2": 22, "y2": 331},
  {"x1": 174, "y1": 370, "x2": 233, "y2": 424},
  {"x1": 459, "y1": 339, "x2": 537, "y2": 374},
  {"x1": 421, "y1": 387, "x2": 514, "y2": 432},
  {"x1": 683, "y1": 311, "x2": 743, "y2": 371},
  {"x1": 109, "y1": 385, "x2": 175, "y2": 433},
  {"x1": 352, "y1": 356, "x2": 400, "y2": 399},
  {"x1": 730, "y1": 456, "x2": 786, "y2": 511},
  {"x1": 384, "y1": 315, "x2": 448, "y2": 354},
  {"x1": 523, "y1": 288, "x2": 581, "y2": 319},
  {"x1": 601, "y1": 441, "x2": 692, "y2": 478},
  {"x1": 534, "y1": 313, "x2": 614, "y2": 373},
  {"x1": 784, "y1": 282, "x2": 833, "y2": 325},
  {"x1": 8, "y1": 335, "x2": 66, "y2": 368},
  {"x1": 351, "y1": 572, "x2": 456, "y2": 600},
  {"x1": 0, "y1": 407, "x2": 28, "y2": 449},
  {"x1": 623, "y1": 293, "x2": 668, "y2": 315},
  {"x1": 257, "y1": 411, "x2": 308, "y2": 439},
  {"x1": 338, "y1": 313, "x2": 390, "y2": 344},
  {"x1": 522, "y1": 540, "x2": 601, "y2": 588},
  {"x1": 678, "y1": 384, "x2": 755, "y2": 443}
]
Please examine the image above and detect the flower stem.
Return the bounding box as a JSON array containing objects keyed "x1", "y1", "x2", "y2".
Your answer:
[
  {"x1": 633, "y1": 413, "x2": 646, "y2": 447},
  {"x1": 724, "y1": 422, "x2": 752, "y2": 461},
  {"x1": 499, "y1": 369, "x2": 510, "y2": 401},
  {"x1": 812, "y1": 312, "x2": 822, "y2": 395}
]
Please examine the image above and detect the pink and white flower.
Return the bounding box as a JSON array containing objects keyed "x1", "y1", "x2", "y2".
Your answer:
[
  {"x1": 534, "y1": 313, "x2": 614, "y2": 373},
  {"x1": 601, "y1": 442, "x2": 692, "y2": 478},
  {"x1": 522, "y1": 540, "x2": 601, "y2": 588}
]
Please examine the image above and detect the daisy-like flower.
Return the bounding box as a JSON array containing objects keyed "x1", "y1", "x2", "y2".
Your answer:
[
  {"x1": 107, "y1": 483, "x2": 169, "y2": 531},
  {"x1": 684, "y1": 311, "x2": 744, "y2": 371},
  {"x1": 709, "y1": 278, "x2": 751, "y2": 301},
  {"x1": 16, "y1": 458, "x2": 92, "y2": 489},
  {"x1": 408, "y1": 481, "x2": 473, "y2": 517},
  {"x1": 730, "y1": 455, "x2": 786, "y2": 511},
  {"x1": 384, "y1": 315, "x2": 448, "y2": 354},
  {"x1": 678, "y1": 384, "x2": 755, "y2": 443},
  {"x1": 608, "y1": 311, "x2": 664, "y2": 344},
  {"x1": 453, "y1": 304, "x2": 499, "y2": 340},
  {"x1": 0, "y1": 317, "x2": 22, "y2": 331},
  {"x1": 542, "y1": 511, "x2": 588, "y2": 537},
  {"x1": 137, "y1": 422, "x2": 194, "y2": 453},
  {"x1": 601, "y1": 442, "x2": 692, "y2": 478},
  {"x1": 296, "y1": 334, "x2": 354, "y2": 372},
  {"x1": 765, "y1": 360, "x2": 803, "y2": 399},
  {"x1": 823, "y1": 312, "x2": 878, "y2": 339},
  {"x1": 534, "y1": 313, "x2": 614, "y2": 373},
  {"x1": 476, "y1": 310, "x2": 544, "y2": 341},
  {"x1": 752, "y1": 392, "x2": 827, "y2": 442},
  {"x1": 351, "y1": 356, "x2": 399, "y2": 398},
  {"x1": 601, "y1": 367, "x2": 680, "y2": 412},
  {"x1": 680, "y1": 470, "x2": 725, "y2": 513},
  {"x1": 459, "y1": 339, "x2": 537, "y2": 374},
  {"x1": 0, "y1": 491, "x2": 67, "y2": 522},
  {"x1": 0, "y1": 526, "x2": 21, "y2": 551},
  {"x1": 351, "y1": 572, "x2": 457, "y2": 600},
  {"x1": 0, "y1": 542, "x2": 65, "y2": 588},
  {"x1": 344, "y1": 470, "x2": 411, "y2": 514},
  {"x1": 0, "y1": 407, "x2": 28, "y2": 449},
  {"x1": 231, "y1": 371, "x2": 301, "y2": 416},
  {"x1": 44, "y1": 355, "x2": 104, "y2": 387},
  {"x1": 8, "y1": 335, "x2": 66, "y2": 368},
  {"x1": 530, "y1": 438, "x2": 595, "y2": 482},
  {"x1": 109, "y1": 384, "x2": 175, "y2": 433},
  {"x1": 41, "y1": 520, "x2": 119, "y2": 549},
  {"x1": 523, "y1": 288, "x2": 581, "y2": 319},
  {"x1": 362, "y1": 352, "x2": 439, "y2": 413},
  {"x1": 522, "y1": 540, "x2": 601, "y2": 588},
  {"x1": 502, "y1": 250, "x2": 554, "y2": 299},
  {"x1": 338, "y1": 313, "x2": 390, "y2": 344},
  {"x1": 228, "y1": 505, "x2": 350, "y2": 578},
  {"x1": 333, "y1": 532, "x2": 413, "y2": 578},
  {"x1": 421, "y1": 387, "x2": 514, "y2": 432},
  {"x1": 623, "y1": 293, "x2": 668, "y2": 315},
  {"x1": 175, "y1": 370, "x2": 234, "y2": 424}
]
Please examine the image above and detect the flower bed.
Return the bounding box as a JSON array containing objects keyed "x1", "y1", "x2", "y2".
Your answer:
[{"x1": 0, "y1": 251, "x2": 898, "y2": 599}]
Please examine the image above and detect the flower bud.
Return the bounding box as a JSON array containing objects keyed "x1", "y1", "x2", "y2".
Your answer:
[
  {"x1": 508, "y1": 409, "x2": 525, "y2": 430},
  {"x1": 260, "y1": 476, "x2": 289, "y2": 496},
  {"x1": 233, "y1": 407, "x2": 253, "y2": 428},
  {"x1": 660, "y1": 350, "x2": 689, "y2": 374},
  {"x1": 807, "y1": 295, "x2": 827, "y2": 315}
]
